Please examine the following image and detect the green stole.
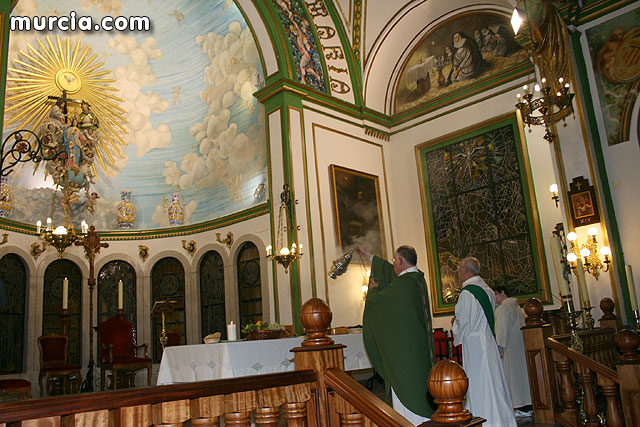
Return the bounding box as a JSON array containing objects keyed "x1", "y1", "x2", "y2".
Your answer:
[{"x1": 462, "y1": 284, "x2": 495, "y2": 336}]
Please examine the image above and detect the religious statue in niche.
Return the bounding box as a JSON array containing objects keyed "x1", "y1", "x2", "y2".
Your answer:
[{"x1": 40, "y1": 96, "x2": 99, "y2": 222}]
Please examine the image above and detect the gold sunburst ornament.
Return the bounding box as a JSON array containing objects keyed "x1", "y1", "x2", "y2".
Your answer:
[
  {"x1": 4, "y1": 35, "x2": 128, "y2": 224},
  {"x1": 4, "y1": 35, "x2": 128, "y2": 174}
]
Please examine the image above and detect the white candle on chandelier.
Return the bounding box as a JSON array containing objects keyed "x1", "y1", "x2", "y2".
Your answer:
[
  {"x1": 81, "y1": 221, "x2": 88, "y2": 234},
  {"x1": 36, "y1": 220, "x2": 41, "y2": 234},
  {"x1": 62, "y1": 277, "x2": 69, "y2": 310},
  {"x1": 266, "y1": 245, "x2": 272, "y2": 257},
  {"x1": 118, "y1": 280, "x2": 123, "y2": 310},
  {"x1": 299, "y1": 243, "x2": 303, "y2": 254},
  {"x1": 541, "y1": 77, "x2": 547, "y2": 84},
  {"x1": 291, "y1": 243, "x2": 297, "y2": 254},
  {"x1": 46, "y1": 217, "x2": 52, "y2": 231},
  {"x1": 280, "y1": 247, "x2": 290, "y2": 256},
  {"x1": 559, "y1": 77, "x2": 564, "y2": 83}
]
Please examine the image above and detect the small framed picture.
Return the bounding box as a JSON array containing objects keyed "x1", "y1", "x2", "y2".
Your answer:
[{"x1": 568, "y1": 176, "x2": 600, "y2": 227}]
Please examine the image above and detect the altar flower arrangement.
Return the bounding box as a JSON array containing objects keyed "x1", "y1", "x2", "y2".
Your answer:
[{"x1": 242, "y1": 320, "x2": 286, "y2": 340}]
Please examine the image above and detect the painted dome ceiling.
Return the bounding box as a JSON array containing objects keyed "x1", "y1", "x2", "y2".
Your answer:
[{"x1": 3, "y1": 0, "x2": 266, "y2": 231}]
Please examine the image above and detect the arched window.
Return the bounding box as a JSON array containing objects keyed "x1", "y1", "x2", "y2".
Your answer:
[
  {"x1": 236, "y1": 242, "x2": 262, "y2": 329},
  {"x1": 200, "y1": 251, "x2": 225, "y2": 340},
  {"x1": 151, "y1": 257, "x2": 185, "y2": 363},
  {"x1": 98, "y1": 260, "x2": 137, "y2": 336},
  {"x1": 43, "y1": 260, "x2": 82, "y2": 365},
  {"x1": 0, "y1": 253, "x2": 27, "y2": 374}
]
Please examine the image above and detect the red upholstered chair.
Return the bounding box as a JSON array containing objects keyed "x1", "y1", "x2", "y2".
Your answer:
[
  {"x1": 99, "y1": 316, "x2": 151, "y2": 390},
  {"x1": 37, "y1": 334, "x2": 82, "y2": 397}
]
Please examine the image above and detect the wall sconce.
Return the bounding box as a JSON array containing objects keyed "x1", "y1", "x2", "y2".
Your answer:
[
  {"x1": 567, "y1": 228, "x2": 611, "y2": 280},
  {"x1": 266, "y1": 184, "x2": 303, "y2": 273},
  {"x1": 549, "y1": 184, "x2": 559, "y2": 207}
]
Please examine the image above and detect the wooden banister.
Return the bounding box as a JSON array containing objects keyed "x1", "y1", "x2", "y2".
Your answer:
[
  {"x1": 545, "y1": 337, "x2": 619, "y2": 382},
  {"x1": 0, "y1": 370, "x2": 317, "y2": 424},
  {"x1": 325, "y1": 367, "x2": 413, "y2": 426}
]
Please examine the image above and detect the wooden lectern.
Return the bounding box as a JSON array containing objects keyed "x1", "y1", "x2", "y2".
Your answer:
[{"x1": 151, "y1": 300, "x2": 177, "y2": 352}]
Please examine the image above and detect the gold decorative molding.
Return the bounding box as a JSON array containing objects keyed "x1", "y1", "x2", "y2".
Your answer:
[
  {"x1": 138, "y1": 245, "x2": 149, "y2": 262},
  {"x1": 0, "y1": 233, "x2": 7, "y2": 245},
  {"x1": 182, "y1": 239, "x2": 197, "y2": 257},
  {"x1": 216, "y1": 232, "x2": 234, "y2": 249},
  {"x1": 364, "y1": 127, "x2": 390, "y2": 141},
  {"x1": 30, "y1": 242, "x2": 46, "y2": 260}
]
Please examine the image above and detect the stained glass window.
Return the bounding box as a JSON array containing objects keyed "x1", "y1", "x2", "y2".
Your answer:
[
  {"x1": 151, "y1": 257, "x2": 185, "y2": 363},
  {"x1": 43, "y1": 260, "x2": 82, "y2": 365},
  {"x1": 98, "y1": 260, "x2": 137, "y2": 341},
  {"x1": 419, "y1": 118, "x2": 543, "y2": 314},
  {"x1": 200, "y1": 251, "x2": 226, "y2": 340},
  {"x1": 237, "y1": 242, "x2": 262, "y2": 329},
  {"x1": 0, "y1": 254, "x2": 27, "y2": 374}
]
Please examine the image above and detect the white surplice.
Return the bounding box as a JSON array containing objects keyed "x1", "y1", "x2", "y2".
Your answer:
[
  {"x1": 452, "y1": 276, "x2": 516, "y2": 427},
  {"x1": 495, "y1": 297, "x2": 532, "y2": 408}
]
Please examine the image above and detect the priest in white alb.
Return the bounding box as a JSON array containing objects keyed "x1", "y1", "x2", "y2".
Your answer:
[{"x1": 451, "y1": 257, "x2": 516, "y2": 427}]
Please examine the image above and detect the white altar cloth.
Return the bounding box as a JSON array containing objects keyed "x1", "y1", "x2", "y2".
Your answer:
[{"x1": 157, "y1": 333, "x2": 370, "y2": 385}]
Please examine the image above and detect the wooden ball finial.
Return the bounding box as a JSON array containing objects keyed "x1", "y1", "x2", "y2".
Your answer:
[
  {"x1": 427, "y1": 360, "x2": 472, "y2": 423},
  {"x1": 524, "y1": 298, "x2": 544, "y2": 326},
  {"x1": 599, "y1": 297, "x2": 616, "y2": 320},
  {"x1": 616, "y1": 329, "x2": 640, "y2": 362},
  {"x1": 300, "y1": 298, "x2": 334, "y2": 346}
]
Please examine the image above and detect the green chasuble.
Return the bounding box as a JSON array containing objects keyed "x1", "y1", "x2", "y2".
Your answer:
[
  {"x1": 363, "y1": 256, "x2": 436, "y2": 417},
  {"x1": 462, "y1": 284, "x2": 495, "y2": 336}
]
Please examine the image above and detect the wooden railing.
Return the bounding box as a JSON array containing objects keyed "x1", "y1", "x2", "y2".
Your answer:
[
  {"x1": 523, "y1": 297, "x2": 640, "y2": 427},
  {"x1": 0, "y1": 298, "x2": 486, "y2": 426}
]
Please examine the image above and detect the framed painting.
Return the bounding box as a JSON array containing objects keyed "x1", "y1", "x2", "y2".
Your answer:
[
  {"x1": 416, "y1": 113, "x2": 550, "y2": 315},
  {"x1": 330, "y1": 165, "x2": 386, "y2": 260},
  {"x1": 568, "y1": 176, "x2": 600, "y2": 228}
]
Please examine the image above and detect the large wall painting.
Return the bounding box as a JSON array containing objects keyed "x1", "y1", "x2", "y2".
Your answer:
[
  {"x1": 586, "y1": 7, "x2": 640, "y2": 146},
  {"x1": 416, "y1": 115, "x2": 549, "y2": 315},
  {"x1": 395, "y1": 12, "x2": 527, "y2": 114},
  {"x1": 2, "y1": 0, "x2": 266, "y2": 231},
  {"x1": 330, "y1": 165, "x2": 385, "y2": 260}
]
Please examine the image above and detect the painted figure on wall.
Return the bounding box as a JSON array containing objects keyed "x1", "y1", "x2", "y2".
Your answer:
[
  {"x1": 396, "y1": 13, "x2": 526, "y2": 113},
  {"x1": 587, "y1": 8, "x2": 640, "y2": 145}
]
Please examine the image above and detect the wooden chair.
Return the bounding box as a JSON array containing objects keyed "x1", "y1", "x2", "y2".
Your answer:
[
  {"x1": 37, "y1": 334, "x2": 82, "y2": 397},
  {"x1": 99, "y1": 316, "x2": 151, "y2": 390},
  {"x1": 0, "y1": 379, "x2": 31, "y2": 401}
]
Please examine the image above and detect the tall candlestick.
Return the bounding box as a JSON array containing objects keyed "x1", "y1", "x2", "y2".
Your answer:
[
  {"x1": 62, "y1": 277, "x2": 68, "y2": 310},
  {"x1": 625, "y1": 265, "x2": 638, "y2": 311},
  {"x1": 551, "y1": 235, "x2": 570, "y2": 296},
  {"x1": 575, "y1": 257, "x2": 590, "y2": 306},
  {"x1": 118, "y1": 280, "x2": 123, "y2": 310},
  {"x1": 227, "y1": 321, "x2": 237, "y2": 341}
]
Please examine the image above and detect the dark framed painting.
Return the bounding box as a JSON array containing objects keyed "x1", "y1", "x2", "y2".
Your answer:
[
  {"x1": 330, "y1": 165, "x2": 386, "y2": 260},
  {"x1": 568, "y1": 176, "x2": 600, "y2": 228},
  {"x1": 416, "y1": 113, "x2": 550, "y2": 315}
]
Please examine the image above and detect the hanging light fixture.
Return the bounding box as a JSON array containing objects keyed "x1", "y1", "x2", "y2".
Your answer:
[
  {"x1": 266, "y1": 184, "x2": 303, "y2": 273},
  {"x1": 512, "y1": 1, "x2": 576, "y2": 143},
  {"x1": 36, "y1": 218, "x2": 87, "y2": 257}
]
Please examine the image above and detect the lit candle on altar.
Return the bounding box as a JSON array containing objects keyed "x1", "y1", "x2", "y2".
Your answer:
[
  {"x1": 625, "y1": 265, "x2": 638, "y2": 311},
  {"x1": 550, "y1": 235, "x2": 570, "y2": 296},
  {"x1": 575, "y1": 257, "x2": 590, "y2": 306},
  {"x1": 36, "y1": 220, "x2": 41, "y2": 234},
  {"x1": 62, "y1": 277, "x2": 68, "y2": 310},
  {"x1": 118, "y1": 280, "x2": 123, "y2": 310},
  {"x1": 227, "y1": 321, "x2": 237, "y2": 341}
]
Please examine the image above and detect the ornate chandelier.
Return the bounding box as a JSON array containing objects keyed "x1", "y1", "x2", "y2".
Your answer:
[
  {"x1": 266, "y1": 184, "x2": 303, "y2": 273},
  {"x1": 36, "y1": 218, "x2": 88, "y2": 257},
  {"x1": 515, "y1": 77, "x2": 574, "y2": 142}
]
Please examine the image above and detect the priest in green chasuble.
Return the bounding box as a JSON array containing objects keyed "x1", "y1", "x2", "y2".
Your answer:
[{"x1": 357, "y1": 245, "x2": 435, "y2": 425}]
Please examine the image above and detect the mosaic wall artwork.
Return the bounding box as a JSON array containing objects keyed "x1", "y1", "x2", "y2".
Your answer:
[
  {"x1": 418, "y1": 118, "x2": 544, "y2": 314},
  {"x1": 2, "y1": 0, "x2": 266, "y2": 231},
  {"x1": 272, "y1": 0, "x2": 326, "y2": 92},
  {"x1": 586, "y1": 7, "x2": 640, "y2": 146},
  {"x1": 395, "y1": 13, "x2": 527, "y2": 113}
]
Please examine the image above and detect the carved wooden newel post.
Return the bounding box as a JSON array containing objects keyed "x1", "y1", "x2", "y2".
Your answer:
[
  {"x1": 615, "y1": 329, "x2": 640, "y2": 427},
  {"x1": 292, "y1": 298, "x2": 345, "y2": 427},
  {"x1": 521, "y1": 298, "x2": 556, "y2": 424},
  {"x1": 422, "y1": 359, "x2": 485, "y2": 426},
  {"x1": 599, "y1": 297, "x2": 620, "y2": 331}
]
